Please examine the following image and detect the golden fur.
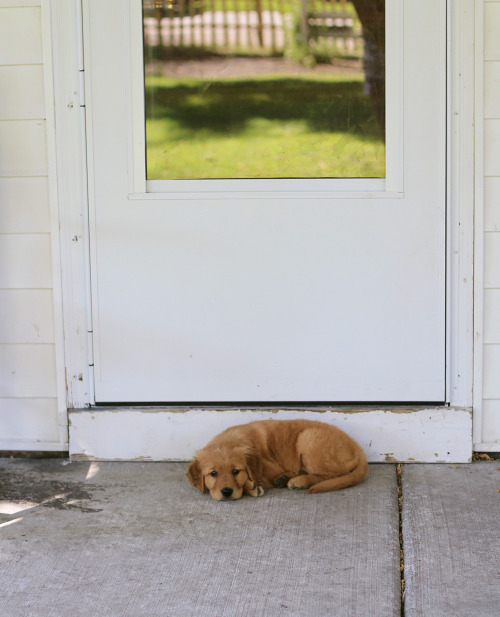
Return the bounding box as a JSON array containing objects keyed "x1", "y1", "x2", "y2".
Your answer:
[{"x1": 186, "y1": 419, "x2": 368, "y2": 501}]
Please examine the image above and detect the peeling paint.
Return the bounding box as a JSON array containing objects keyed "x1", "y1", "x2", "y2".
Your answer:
[
  {"x1": 68, "y1": 406, "x2": 473, "y2": 462},
  {"x1": 68, "y1": 405, "x2": 469, "y2": 415},
  {"x1": 71, "y1": 454, "x2": 156, "y2": 462}
]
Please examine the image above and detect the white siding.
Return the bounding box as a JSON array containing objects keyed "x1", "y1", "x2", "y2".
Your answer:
[
  {"x1": 0, "y1": 65, "x2": 45, "y2": 119},
  {"x1": 0, "y1": 121, "x2": 48, "y2": 176},
  {"x1": 482, "y1": 0, "x2": 500, "y2": 448},
  {"x1": 0, "y1": 1, "x2": 65, "y2": 451},
  {"x1": 0, "y1": 6, "x2": 43, "y2": 64},
  {"x1": 0, "y1": 290, "x2": 55, "y2": 343},
  {"x1": 0, "y1": 177, "x2": 51, "y2": 232}
]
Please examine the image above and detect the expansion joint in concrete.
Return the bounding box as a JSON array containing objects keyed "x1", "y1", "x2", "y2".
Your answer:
[{"x1": 396, "y1": 463, "x2": 405, "y2": 617}]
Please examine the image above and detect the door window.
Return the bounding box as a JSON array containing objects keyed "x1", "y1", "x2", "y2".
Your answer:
[{"x1": 142, "y1": 0, "x2": 385, "y2": 180}]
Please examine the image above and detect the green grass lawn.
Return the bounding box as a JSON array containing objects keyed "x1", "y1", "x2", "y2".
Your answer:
[{"x1": 145, "y1": 74, "x2": 385, "y2": 179}]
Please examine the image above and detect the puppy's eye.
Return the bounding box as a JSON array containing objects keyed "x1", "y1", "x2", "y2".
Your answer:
[
  {"x1": 210, "y1": 470, "x2": 218, "y2": 477},
  {"x1": 232, "y1": 469, "x2": 240, "y2": 476}
]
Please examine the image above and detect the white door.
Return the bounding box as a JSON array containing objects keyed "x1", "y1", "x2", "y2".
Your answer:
[{"x1": 84, "y1": 0, "x2": 446, "y2": 404}]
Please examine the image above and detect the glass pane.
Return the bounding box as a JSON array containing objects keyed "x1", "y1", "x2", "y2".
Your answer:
[{"x1": 143, "y1": 0, "x2": 385, "y2": 180}]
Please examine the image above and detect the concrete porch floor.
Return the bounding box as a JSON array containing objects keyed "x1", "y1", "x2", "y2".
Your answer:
[{"x1": 0, "y1": 459, "x2": 498, "y2": 617}]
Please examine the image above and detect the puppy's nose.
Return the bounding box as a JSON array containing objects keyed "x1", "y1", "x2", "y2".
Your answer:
[{"x1": 221, "y1": 487, "x2": 233, "y2": 499}]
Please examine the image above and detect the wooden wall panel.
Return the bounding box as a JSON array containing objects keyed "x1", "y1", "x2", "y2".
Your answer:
[
  {"x1": 0, "y1": 177, "x2": 51, "y2": 233},
  {"x1": 0, "y1": 7, "x2": 42, "y2": 65},
  {"x1": 484, "y1": 177, "x2": 500, "y2": 231},
  {"x1": 484, "y1": 119, "x2": 500, "y2": 176},
  {"x1": 0, "y1": 234, "x2": 52, "y2": 288},
  {"x1": 0, "y1": 2, "x2": 66, "y2": 450},
  {"x1": 0, "y1": 398, "x2": 60, "y2": 442},
  {"x1": 484, "y1": 233, "x2": 500, "y2": 288},
  {"x1": 481, "y1": 2, "x2": 500, "y2": 448},
  {"x1": 484, "y1": 289, "x2": 500, "y2": 344},
  {"x1": 481, "y1": 400, "x2": 500, "y2": 442},
  {"x1": 0, "y1": 344, "x2": 57, "y2": 398},
  {"x1": 0, "y1": 289, "x2": 55, "y2": 343},
  {"x1": 485, "y1": 2, "x2": 500, "y2": 60},
  {"x1": 484, "y1": 62, "x2": 500, "y2": 119},
  {"x1": 0, "y1": 65, "x2": 45, "y2": 119},
  {"x1": 0, "y1": 1, "x2": 40, "y2": 6},
  {"x1": 0, "y1": 121, "x2": 47, "y2": 176},
  {"x1": 483, "y1": 345, "x2": 500, "y2": 400}
]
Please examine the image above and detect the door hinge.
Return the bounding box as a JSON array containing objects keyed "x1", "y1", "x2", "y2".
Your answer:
[
  {"x1": 79, "y1": 70, "x2": 86, "y2": 108},
  {"x1": 77, "y1": 0, "x2": 85, "y2": 108}
]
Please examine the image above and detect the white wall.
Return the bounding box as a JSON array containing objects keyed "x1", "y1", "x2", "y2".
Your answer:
[
  {"x1": 0, "y1": 1, "x2": 66, "y2": 452},
  {"x1": 482, "y1": 0, "x2": 500, "y2": 449},
  {"x1": 0, "y1": 0, "x2": 499, "y2": 453}
]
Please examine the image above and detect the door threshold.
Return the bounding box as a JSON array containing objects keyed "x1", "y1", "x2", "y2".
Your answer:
[
  {"x1": 69, "y1": 405, "x2": 472, "y2": 463},
  {"x1": 93, "y1": 401, "x2": 445, "y2": 408}
]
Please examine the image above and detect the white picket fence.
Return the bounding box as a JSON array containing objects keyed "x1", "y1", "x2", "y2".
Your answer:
[
  {"x1": 143, "y1": 0, "x2": 361, "y2": 54},
  {"x1": 144, "y1": 11, "x2": 289, "y2": 52}
]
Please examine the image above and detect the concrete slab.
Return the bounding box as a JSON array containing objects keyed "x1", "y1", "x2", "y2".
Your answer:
[
  {"x1": 402, "y1": 463, "x2": 500, "y2": 617},
  {"x1": 0, "y1": 460, "x2": 400, "y2": 617}
]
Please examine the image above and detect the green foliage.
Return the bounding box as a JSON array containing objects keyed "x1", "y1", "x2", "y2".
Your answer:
[{"x1": 283, "y1": 1, "x2": 362, "y2": 67}]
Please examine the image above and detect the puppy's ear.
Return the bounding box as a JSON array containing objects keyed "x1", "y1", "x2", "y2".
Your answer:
[{"x1": 186, "y1": 458, "x2": 205, "y2": 493}]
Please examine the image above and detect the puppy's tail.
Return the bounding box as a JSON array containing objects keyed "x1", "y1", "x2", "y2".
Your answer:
[{"x1": 307, "y1": 454, "x2": 369, "y2": 494}]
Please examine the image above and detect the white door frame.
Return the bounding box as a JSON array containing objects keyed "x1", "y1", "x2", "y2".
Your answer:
[{"x1": 45, "y1": 0, "x2": 482, "y2": 460}]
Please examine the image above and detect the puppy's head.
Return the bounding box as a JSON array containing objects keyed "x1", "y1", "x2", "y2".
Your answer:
[{"x1": 186, "y1": 445, "x2": 256, "y2": 501}]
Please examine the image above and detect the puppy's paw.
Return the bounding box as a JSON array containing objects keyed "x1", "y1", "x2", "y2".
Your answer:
[
  {"x1": 250, "y1": 483, "x2": 265, "y2": 497},
  {"x1": 246, "y1": 481, "x2": 265, "y2": 497},
  {"x1": 286, "y1": 476, "x2": 309, "y2": 490},
  {"x1": 274, "y1": 474, "x2": 290, "y2": 488}
]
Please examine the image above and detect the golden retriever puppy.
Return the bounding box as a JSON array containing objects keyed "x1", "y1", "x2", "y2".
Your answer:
[{"x1": 186, "y1": 419, "x2": 368, "y2": 501}]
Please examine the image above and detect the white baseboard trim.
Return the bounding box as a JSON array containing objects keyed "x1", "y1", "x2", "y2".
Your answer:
[
  {"x1": 69, "y1": 406, "x2": 472, "y2": 463},
  {"x1": 473, "y1": 442, "x2": 500, "y2": 453},
  {"x1": 0, "y1": 439, "x2": 68, "y2": 453}
]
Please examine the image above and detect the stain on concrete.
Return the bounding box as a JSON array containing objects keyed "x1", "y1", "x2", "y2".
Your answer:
[{"x1": 0, "y1": 465, "x2": 103, "y2": 513}]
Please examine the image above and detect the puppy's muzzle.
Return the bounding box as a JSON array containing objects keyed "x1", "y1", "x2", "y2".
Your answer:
[{"x1": 220, "y1": 487, "x2": 233, "y2": 499}]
